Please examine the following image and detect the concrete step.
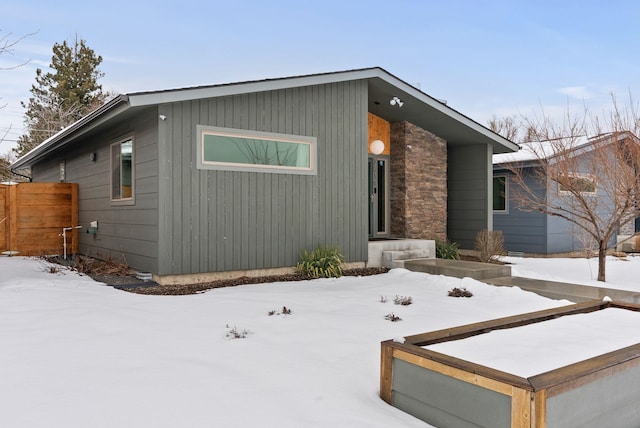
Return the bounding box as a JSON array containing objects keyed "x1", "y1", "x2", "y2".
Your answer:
[
  {"x1": 382, "y1": 250, "x2": 431, "y2": 268},
  {"x1": 368, "y1": 239, "x2": 435, "y2": 268},
  {"x1": 404, "y1": 259, "x2": 511, "y2": 281}
]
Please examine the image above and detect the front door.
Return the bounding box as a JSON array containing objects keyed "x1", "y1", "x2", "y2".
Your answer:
[{"x1": 368, "y1": 156, "x2": 389, "y2": 238}]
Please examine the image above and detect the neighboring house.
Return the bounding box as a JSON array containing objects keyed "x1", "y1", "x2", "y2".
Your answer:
[
  {"x1": 12, "y1": 67, "x2": 517, "y2": 283},
  {"x1": 493, "y1": 132, "x2": 640, "y2": 254}
]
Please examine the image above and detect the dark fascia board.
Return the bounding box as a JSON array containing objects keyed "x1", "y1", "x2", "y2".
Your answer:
[
  {"x1": 11, "y1": 95, "x2": 130, "y2": 169},
  {"x1": 126, "y1": 67, "x2": 518, "y2": 153}
]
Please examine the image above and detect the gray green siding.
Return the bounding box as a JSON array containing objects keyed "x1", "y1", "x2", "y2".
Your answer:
[
  {"x1": 32, "y1": 108, "x2": 160, "y2": 273},
  {"x1": 546, "y1": 362, "x2": 640, "y2": 427},
  {"x1": 392, "y1": 358, "x2": 511, "y2": 428},
  {"x1": 448, "y1": 144, "x2": 493, "y2": 249},
  {"x1": 156, "y1": 81, "x2": 369, "y2": 276}
]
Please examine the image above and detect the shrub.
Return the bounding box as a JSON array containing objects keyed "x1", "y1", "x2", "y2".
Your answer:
[
  {"x1": 225, "y1": 325, "x2": 250, "y2": 339},
  {"x1": 393, "y1": 295, "x2": 413, "y2": 306},
  {"x1": 448, "y1": 287, "x2": 473, "y2": 298},
  {"x1": 268, "y1": 306, "x2": 292, "y2": 316},
  {"x1": 385, "y1": 313, "x2": 402, "y2": 322},
  {"x1": 436, "y1": 240, "x2": 460, "y2": 260},
  {"x1": 474, "y1": 229, "x2": 505, "y2": 263},
  {"x1": 296, "y1": 246, "x2": 345, "y2": 278}
]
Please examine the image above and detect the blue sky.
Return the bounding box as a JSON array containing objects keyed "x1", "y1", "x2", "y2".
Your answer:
[{"x1": 2, "y1": 0, "x2": 640, "y2": 153}]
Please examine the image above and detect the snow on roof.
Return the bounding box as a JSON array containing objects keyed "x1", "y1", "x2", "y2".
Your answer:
[{"x1": 493, "y1": 135, "x2": 592, "y2": 165}]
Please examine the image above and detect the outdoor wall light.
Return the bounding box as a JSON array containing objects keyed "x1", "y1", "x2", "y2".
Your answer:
[
  {"x1": 390, "y1": 96, "x2": 404, "y2": 107},
  {"x1": 370, "y1": 139, "x2": 385, "y2": 155}
]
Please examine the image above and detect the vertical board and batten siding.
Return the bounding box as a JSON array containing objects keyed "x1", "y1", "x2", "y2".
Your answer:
[
  {"x1": 447, "y1": 144, "x2": 492, "y2": 249},
  {"x1": 157, "y1": 81, "x2": 368, "y2": 276},
  {"x1": 32, "y1": 108, "x2": 160, "y2": 273}
]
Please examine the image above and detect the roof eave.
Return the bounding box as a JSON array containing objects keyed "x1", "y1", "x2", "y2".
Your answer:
[
  {"x1": 12, "y1": 67, "x2": 519, "y2": 171},
  {"x1": 126, "y1": 66, "x2": 517, "y2": 153},
  {"x1": 126, "y1": 67, "x2": 386, "y2": 107},
  {"x1": 11, "y1": 95, "x2": 130, "y2": 170},
  {"x1": 371, "y1": 70, "x2": 519, "y2": 153}
]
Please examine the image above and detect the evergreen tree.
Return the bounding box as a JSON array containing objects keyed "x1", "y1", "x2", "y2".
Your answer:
[
  {"x1": 0, "y1": 156, "x2": 10, "y2": 181},
  {"x1": 15, "y1": 36, "x2": 107, "y2": 156}
]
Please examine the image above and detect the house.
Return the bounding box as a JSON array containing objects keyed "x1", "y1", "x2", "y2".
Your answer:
[
  {"x1": 493, "y1": 132, "x2": 640, "y2": 255},
  {"x1": 12, "y1": 67, "x2": 517, "y2": 283}
]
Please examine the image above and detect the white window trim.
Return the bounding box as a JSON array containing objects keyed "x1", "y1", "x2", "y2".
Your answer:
[
  {"x1": 196, "y1": 125, "x2": 317, "y2": 175},
  {"x1": 110, "y1": 134, "x2": 135, "y2": 206}
]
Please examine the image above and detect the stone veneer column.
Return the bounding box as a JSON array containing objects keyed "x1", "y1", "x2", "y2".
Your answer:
[{"x1": 390, "y1": 121, "x2": 447, "y2": 240}]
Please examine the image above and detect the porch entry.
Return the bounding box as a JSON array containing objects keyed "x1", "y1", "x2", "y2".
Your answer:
[{"x1": 368, "y1": 155, "x2": 390, "y2": 238}]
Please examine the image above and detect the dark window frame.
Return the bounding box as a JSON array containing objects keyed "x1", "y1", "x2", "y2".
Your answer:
[
  {"x1": 110, "y1": 135, "x2": 135, "y2": 205},
  {"x1": 493, "y1": 175, "x2": 507, "y2": 212}
]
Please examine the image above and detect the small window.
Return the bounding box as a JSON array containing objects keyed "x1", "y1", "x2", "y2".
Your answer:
[
  {"x1": 59, "y1": 160, "x2": 66, "y2": 182},
  {"x1": 111, "y1": 137, "x2": 134, "y2": 202},
  {"x1": 559, "y1": 174, "x2": 596, "y2": 195},
  {"x1": 493, "y1": 176, "x2": 507, "y2": 212},
  {"x1": 197, "y1": 125, "x2": 316, "y2": 175}
]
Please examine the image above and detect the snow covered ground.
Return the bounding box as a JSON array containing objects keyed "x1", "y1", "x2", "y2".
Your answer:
[
  {"x1": 1, "y1": 255, "x2": 639, "y2": 428},
  {"x1": 506, "y1": 253, "x2": 640, "y2": 292}
]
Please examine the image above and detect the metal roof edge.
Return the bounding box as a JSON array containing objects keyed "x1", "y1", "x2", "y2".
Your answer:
[
  {"x1": 127, "y1": 67, "x2": 385, "y2": 107},
  {"x1": 126, "y1": 66, "x2": 517, "y2": 152},
  {"x1": 11, "y1": 67, "x2": 520, "y2": 170},
  {"x1": 11, "y1": 95, "x2": 130, "y2": 169}
]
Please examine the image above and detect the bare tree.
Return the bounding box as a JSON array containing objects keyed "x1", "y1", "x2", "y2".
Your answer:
[
  {"x1": 498, "y1": 98, "x2": 640, "y2": 282},
  {"x1": 488, "y1": 114, "x2": 522, "y2": 142},
  {"x1": 0, "y1": 30, "x2": 34, "y2": 180}
]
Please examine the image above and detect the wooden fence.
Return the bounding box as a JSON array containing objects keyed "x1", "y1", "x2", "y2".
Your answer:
[{"x1": 0, "y1": 182, "x2": 79, "y2": 256}]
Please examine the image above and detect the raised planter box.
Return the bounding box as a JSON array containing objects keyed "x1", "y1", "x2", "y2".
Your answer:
[{"x1": 380, "y1": 301, "x2": 640, "y2": 428}]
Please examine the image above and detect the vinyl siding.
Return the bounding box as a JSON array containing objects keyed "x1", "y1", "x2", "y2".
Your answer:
[{"x1": 493, "y1": 171, "x2": 548, "y2": 254}]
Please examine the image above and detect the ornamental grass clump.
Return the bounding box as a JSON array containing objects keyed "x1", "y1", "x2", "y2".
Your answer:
[
  {"x1": 296, "y1": 246, "x2": 345, "y2": 279},
  {"x1": 436, "y1": 239, "x2": 460, "y2": 260}
]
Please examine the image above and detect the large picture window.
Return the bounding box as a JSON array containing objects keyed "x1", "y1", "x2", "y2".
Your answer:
[
  {"x1": 197, "y1": 125, "x2": 316, "y2": 175},
  {"x1": 558, "y1": 174, "x2": 596, "y2": 195},
  {"x1": 493, "y1": 176, "x2": 507, "y2": 212},
  {"x1": 111, "y1": 137, "x2": 134, "y2": 202}
]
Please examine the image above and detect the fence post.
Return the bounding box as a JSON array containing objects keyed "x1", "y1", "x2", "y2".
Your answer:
[
  {"x1": 0, "y1": 185, "x2": 7, "y2": 252},
  {"x1": 71, "y1": 183, "x2": 79, "y2": 254},
  {"x1": 8, "y1": 184, "x2": 17, "y2": 253}
]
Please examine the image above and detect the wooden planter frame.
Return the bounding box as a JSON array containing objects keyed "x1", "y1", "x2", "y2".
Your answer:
[{"x1": 381, "y1": 300, "x2": 640, "y2": 428}]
